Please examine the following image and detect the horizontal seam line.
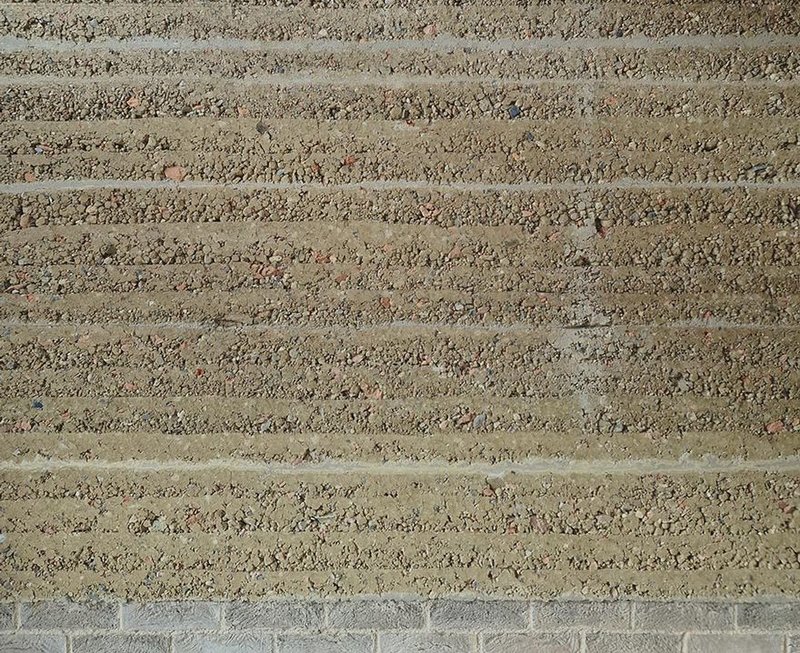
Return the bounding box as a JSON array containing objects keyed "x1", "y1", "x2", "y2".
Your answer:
[
  {"x1": 1, "y1": 35, "x2": 799, "y2": 53},
  {"x1": 0, "y1": 74, "x2": 796, "y2": 87},
  {"x1": 3, "y1": 598, "x2": 798, "y2": 603},
  {"x1": 1, "y1": 320, "x2": 797, "y2": 331},
  {"x1": 2, "y1": 457, "x2": 800, "y2": 475},
  {"x1": 1, "y1": 179, "x2": 799, "y2": 194}
]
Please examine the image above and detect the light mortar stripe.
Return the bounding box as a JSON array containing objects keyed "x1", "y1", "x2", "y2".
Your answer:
[
  {"x1": 2, "y1": 179, "x2": 799, "y2": 194},
  {"x1": 2, "y1": 456, "x2": 800, "y2": 476},
  {"x1": 1, "y1": 35, "x2": 799, "y2": 53}
]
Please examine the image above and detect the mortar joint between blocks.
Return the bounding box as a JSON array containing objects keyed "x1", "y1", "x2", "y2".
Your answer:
[
  {"x1": 323, "y1": 602, "x2": 331, "y2": 629},
  {"x1": 219, "y1": 602, "x2": 227, "y2": 631}
]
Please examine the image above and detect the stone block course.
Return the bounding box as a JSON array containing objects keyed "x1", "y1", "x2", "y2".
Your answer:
[
  {"x1": 482, "y1": 632, "x2": 579, "y2": 653},
  {"x1": 686, "y1": 634, "x2": 785, "y2": 653},
  {"x1": 71, "y1": 633, "x2": 171, "y2": 653},
  {"x1": 380, "y1": 632, "x2": 477, "y2": 653},
  {"x1": 327, "y1": 599, "x2": 424, "y2": 630},
  {"x1": 226, "y1": 601, "x2": 325, "y2": 631},
  {"x1": 174, "y1": 632, "x2": 274, "y2": 653},
  {"x1": 633, "y1": 601, "x2": 735, "y2": 632},
  {"x1": 584, "y1": 632, "x2": 682, "y2": 653},
  {"x1": 122, "y1": 602, "x2": 221, "y2": 631},
  {"x1": 0, "y1": 600, "x2": 796, "y2": 653},
  {"x1": 429, "y1": 599, "x2": 528, "y2": 631},
  {"x1": 0, "y1": 604, "x2": 16, "y2": 630},
  {"x1": 0, "y1": 634, "x2": 66, "y2": 653},
  {"x1": 19, "y1": 601, "x2": 118, "y2": 631},
  {"x1": 275, "y1": 633, "x2": 373, "y2": 653},
  {"x1": 532, "y1": 601, "x2": 630, "y2": 630},
  {"x1": 738, "y1": 602, "x2": 800, "y2": 631}
]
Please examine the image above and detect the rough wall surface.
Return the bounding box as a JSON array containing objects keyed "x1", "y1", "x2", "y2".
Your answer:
[
  {"x1": 1, "y1": 598, "x2": 800, "y2": 653},
  {"x1": 0, "y1": 0, "x2": 799, "y2": 611}
]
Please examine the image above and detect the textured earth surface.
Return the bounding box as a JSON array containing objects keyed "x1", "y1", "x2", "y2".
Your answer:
[{"x1": 0, "y1": 0, "x2": 799, "y2": 601}]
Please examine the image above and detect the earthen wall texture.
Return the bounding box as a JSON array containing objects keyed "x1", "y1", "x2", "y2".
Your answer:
[
  {"x1": 0, "y1": 0, "x2": 799, "y2": 623},
  {"x1": 1, "y1": 598, "x2": 800, "y2": 653}
]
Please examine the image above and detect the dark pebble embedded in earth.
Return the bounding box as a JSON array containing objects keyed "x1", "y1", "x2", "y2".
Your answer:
[
  {"x1": 32, "y1": 400, "x2": 44, "y2": 409},
  {"x1": 507, "y1": 105, "x2": 522, "y2": 119}
]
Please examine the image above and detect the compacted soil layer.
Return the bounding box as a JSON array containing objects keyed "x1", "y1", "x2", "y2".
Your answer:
[{"x1": 0, "y1": 0, "x2": 798, "y2": 600}]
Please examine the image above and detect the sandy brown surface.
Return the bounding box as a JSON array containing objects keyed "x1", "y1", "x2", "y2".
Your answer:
[{"x1": 0, "y1": 0, "x2": 799, "y2": 600}]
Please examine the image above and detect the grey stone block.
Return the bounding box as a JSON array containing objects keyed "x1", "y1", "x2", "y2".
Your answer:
[
  {"x1": 0, "y1": 635, "x2": 65, "y2": 653},
  {"x1": 174, "y1": 632, "x2": 273, "y2": 653},
  {"x1": 71, "y1": 634, "x2": 170, "y2": 653},
  {"x1": 633, "y1": 601, "x2": 735, "y2": 632},
  {"x1": 0, "y1": 604, "x2": 15, "y2": 630},
  {"x1": 430, "y1": 599, "x2": 527, "y2": 631},
  {"x1": 20, "y1": 601, "x2": 118, "y2": 630},
  {"x1": 738, "y1": 602, "x2": 800, "y2": 630},
  {"x1": 687, "y1": 634, "x2": 784, "y2": 653},
  {"x1": 483, "y1": 632, "x2": 579, "y2": 653},
  {"x1": 380, "y1": 633, "x2": 476, "y2": 653},
  {"x1": 122, "y1": 602, "x2": 220, "y2": 631},
  {"x1": 276, "y1": 633, "x2": 372, "y2": 653},
  {"x1": 226, "y1": 601, "x2": 324, "y2": 630},
  {"x1": 532, "y1": 601, "x2": 630, "y2": 630},
  {"x1": 585, "y1": 633, "x2": 682, "y2": 653},
  {"x1": 327, "y1": 599, "x2": 424, "y2": 630}
]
